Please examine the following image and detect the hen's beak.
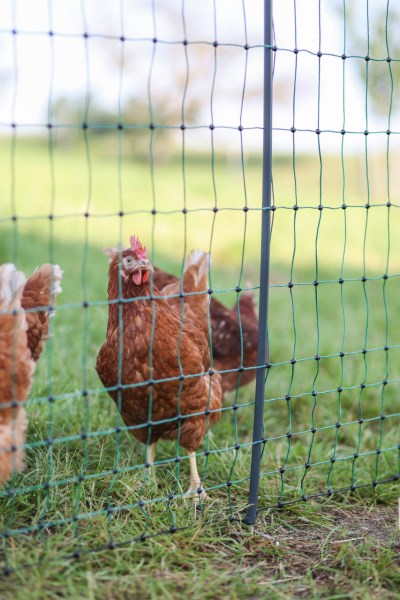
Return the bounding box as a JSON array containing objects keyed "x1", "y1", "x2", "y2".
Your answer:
[
  {"x1": 131, "y1": 266, "x2": 150, "y2": 285},
  {"x1": 125, "y1": 259, "x2": 153, "y2": 286}
]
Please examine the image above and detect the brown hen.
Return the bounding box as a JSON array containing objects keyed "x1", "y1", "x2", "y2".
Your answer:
[
  {"x1": 154, "y1": 266, "x2": 259, "y2": 395},
  {"x1": 0, "y1": 265, "x2": 34, "y2": 484},
  {"x1": 96, "y1": 237, "x2": 222, "y2": 499}
]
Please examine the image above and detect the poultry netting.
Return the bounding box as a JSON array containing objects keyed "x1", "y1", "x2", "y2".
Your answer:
[{"x1": 0, "y1": 0, "x2": 400, "y2": 574}]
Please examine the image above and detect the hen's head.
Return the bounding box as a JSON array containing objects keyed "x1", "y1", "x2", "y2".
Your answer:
[{"x1": 118, "y1": 235, "x2": 153, "y2": 286}]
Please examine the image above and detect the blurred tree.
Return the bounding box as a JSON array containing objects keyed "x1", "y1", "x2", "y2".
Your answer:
[
  {"x1": 53, "y1": 1, "x2": 290, "y2": 158},
  {"x1": 336, "y1": 2, "x2": 400, "y2": 116}
]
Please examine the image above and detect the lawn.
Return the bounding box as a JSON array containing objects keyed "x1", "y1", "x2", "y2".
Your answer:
[{"x1": 0, "y1": 137, "x2": 399, "y2": 598}]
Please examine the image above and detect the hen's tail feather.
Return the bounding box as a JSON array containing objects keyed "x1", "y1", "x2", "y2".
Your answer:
[
  {"x1": 28, "y1": 264, "x2": 63, "y2": 300},
  {"x1": 237, "y1": 280, "x2": 258, "y2": 322},
  {"x1": 50, "y1": 264, "x2": 63, "y2": 297},
  {"x1": 182, "y1": 250, "x2": 210, "y2": 337},
  {"x1": 238, "y1": 293, "x2": 258, "y2": 321},
  {"x1": 0, "y1": 264, "x2": 27, "y2": 311},
  {"x1": 22, "y1": 264, "x2": 63, "y2": 309},
  {"x1": 158, "y1": 251, "x2": 210, "y2": 337},
  {"x1": 184, "y1": 249, "x2": 210, "y2": 291},
  {"x1": 21, "y1": 264, "x2": 63, "y2": 362}
]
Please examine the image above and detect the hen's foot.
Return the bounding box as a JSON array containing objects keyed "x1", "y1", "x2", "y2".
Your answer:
[
  {"x1": 186, "y1": 451, "x2": 209, "y2": 502},
  {"x1": 185, "y1": 482, "x2": 209, "y2": 502}
]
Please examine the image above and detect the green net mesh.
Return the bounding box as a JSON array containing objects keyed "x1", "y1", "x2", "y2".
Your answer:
[{"x1": 0, "y1": 0, "x2": 399, "y2": 574}]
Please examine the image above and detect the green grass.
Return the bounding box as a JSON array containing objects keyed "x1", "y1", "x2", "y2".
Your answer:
[{"x1": 0, "y1": 137, "x2": 399, "y2": 597}]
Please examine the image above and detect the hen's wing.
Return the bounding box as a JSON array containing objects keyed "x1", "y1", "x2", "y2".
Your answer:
[
  {"x1": 153, "y1": 264, "x2": 260, "y2": 394},
  {"x1": 159, "y1": 251, "x2": 210, "y2": 338},
  {"x1": 0, "y1": 264, "x2": 34, "y2": 484},
  {"x1": 153, "y1": 267, "x2": 176, "y2": 290},
  {"x1": 21, "y1": 264, "x2": 63, "y2": 362}
]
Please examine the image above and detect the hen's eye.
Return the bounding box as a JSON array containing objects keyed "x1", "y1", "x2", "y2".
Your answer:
[{"x1": 125, "y1": 257, "x2": 133, "y2": 264}]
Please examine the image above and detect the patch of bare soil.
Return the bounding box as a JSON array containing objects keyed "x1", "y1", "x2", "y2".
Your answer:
[{"x1": 231, "y1": 504, "x2": 400, "y2": 597}]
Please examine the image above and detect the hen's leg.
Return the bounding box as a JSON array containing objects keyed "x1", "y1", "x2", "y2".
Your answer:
[
  {"x1": 186, "y1": 451, "x2": 208, "y2": 501},
  {"x1": 143, "y1": 442, "x2": 158, "y2": 489},
  {"x1": 147, "y1": 442, "x2": 157, "y2": 466}
]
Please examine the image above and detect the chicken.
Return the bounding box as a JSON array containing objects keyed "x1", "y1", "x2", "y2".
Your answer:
[
  {"x1": 0, "y1": 265, "x2": 34, "y2": 484},
  {"x1": 21, "y1": 264, "x2": 63, "y2": 362},
  {"x1": 153, "y1": 267, "x2": 259, "y2": 395},
  {"x1": 96, "y1": 236, "x2": 222, "y2": 499}
]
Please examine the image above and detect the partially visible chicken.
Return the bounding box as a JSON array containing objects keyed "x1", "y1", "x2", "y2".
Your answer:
[
  {"x1": 209, "y1": 290, "x2": 259, "y2": 395},
  {"x1": 154, "y1": 267, "x2": 259, "y2": 395},
  {"x1": 236, "y1": 286, "x2": 258, "y2": 323},
  {"x1": 0, "y1": 265, "x2": 35, "y2": 484},
  {"x1": 21, "y1": 264, "x2": 63, "y2": 361},
  {"x1": 97, "y1": 237, "x2": 222, "y2": 499}
]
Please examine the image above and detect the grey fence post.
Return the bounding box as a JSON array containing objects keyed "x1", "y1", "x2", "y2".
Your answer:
[{"x1": 244, "y1": 0, "x2": 273, "y2": 526}]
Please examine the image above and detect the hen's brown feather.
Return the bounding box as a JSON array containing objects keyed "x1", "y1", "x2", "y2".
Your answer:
[
  {"x1": 153, "y1": 266, "x2": 259, "y2": 395},
  {"x1": 21, "y1": 264, "x2": 63, "y2": 361},
  {"x1": 0, "y1": 265, "x2": 34, "y2": 484},
  {"x1": 156, "y1": 252, "x2": 210, "y2": 338}
]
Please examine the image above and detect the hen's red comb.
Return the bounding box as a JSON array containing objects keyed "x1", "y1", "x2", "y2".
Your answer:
[{"x1": 130, "y1": 235, "x2": 148, "y2": 259}]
